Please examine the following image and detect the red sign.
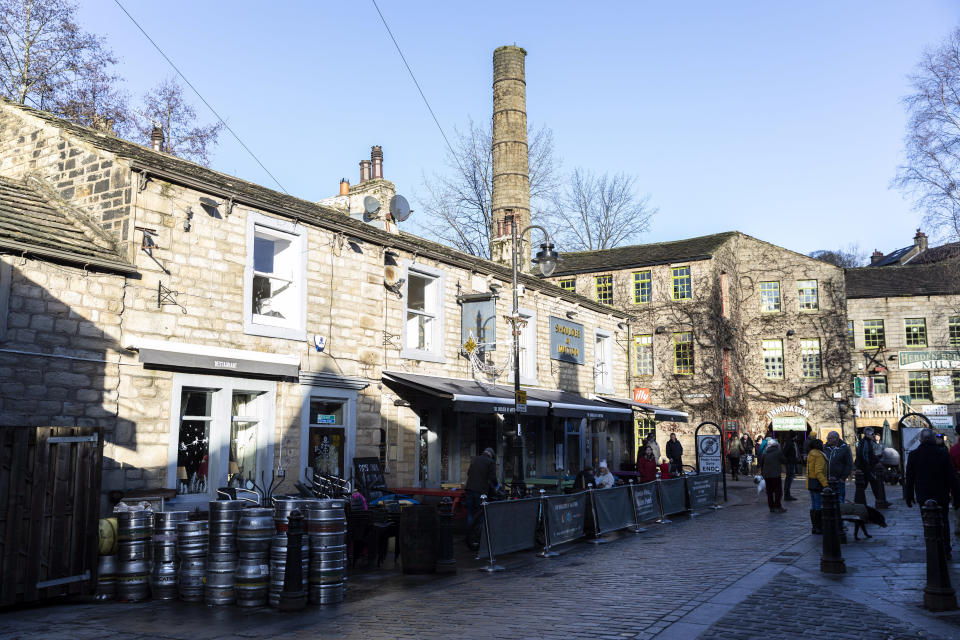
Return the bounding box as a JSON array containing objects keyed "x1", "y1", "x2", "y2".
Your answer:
[{"x1": 633, "y1": 387, "x2": 650, "y2": 403}]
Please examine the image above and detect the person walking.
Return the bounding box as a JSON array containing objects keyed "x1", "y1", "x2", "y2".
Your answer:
[
  {"x1": 823, "y1": 431, "x2": 852, "y2": 504},
  {"x1": 728, "y1": 433, "x2": 743, "y2": 481},
  {"x1": 905, "y1": 428, "x2": 960, "y2": 557},
  {"x1": 782, "y1": 434, "x2": 800, "y2": 501},
  {"x1": 806, "y1": 438, "x2": 828, "y2": 534},
  {"x1": 666, "y1": 433, "x2": 683, "y2": 475},
  {"x1": 856, "y1": 427, "x2": 891, "y2": 509},
  {"x1": 761, "y1": 440, "x2": 786, "y2": 513},
  {"x1": 464, "y1": 447, "x2": 498, "y2": 529}
]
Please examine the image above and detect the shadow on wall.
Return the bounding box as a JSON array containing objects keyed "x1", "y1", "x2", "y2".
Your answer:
[{"x1": 0, "y1": 260, "x2": 136, "y2": 513}]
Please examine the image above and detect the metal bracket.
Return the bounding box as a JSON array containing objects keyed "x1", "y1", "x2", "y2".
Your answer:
[{"x1": 158, "y1": 282, "x2": 188, "y2": 314}]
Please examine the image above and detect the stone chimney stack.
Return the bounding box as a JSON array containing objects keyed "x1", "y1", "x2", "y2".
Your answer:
[
  {"x1": 914, "y1": 228, "x2": 928, "y2": 252},
  {"x1": 359, "y1": 159, "x2": 371, "y2": 183},
  {"x1": 490, "y1": 45, "x2": 530, "y2": 271},
  {"x1": 151, "y1": 124, "x2": 164, "y2": 152},
  {"x1": 870, "y1": 250, "x2": 884, "y2": 266},
  {"x1": 371, "y1": 146, "x2": 383, "y2": 179}
]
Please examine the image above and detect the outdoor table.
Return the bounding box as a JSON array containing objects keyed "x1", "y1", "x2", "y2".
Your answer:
[{"x1": 389, "y1": 487, "x2": 466, "y2": 519}]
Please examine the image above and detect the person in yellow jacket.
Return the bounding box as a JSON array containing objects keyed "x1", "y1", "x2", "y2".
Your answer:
[{"x1": 806, "y1": 438, "x2": 829, "y2": 534}]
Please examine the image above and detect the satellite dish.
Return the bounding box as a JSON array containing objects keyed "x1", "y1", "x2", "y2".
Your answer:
[
  {"x1": 390, "y1": 194, "x2": 411, "y2": 222},
  {"x1": 363, "y1": 196, "x2": 380, "y2": 215}
]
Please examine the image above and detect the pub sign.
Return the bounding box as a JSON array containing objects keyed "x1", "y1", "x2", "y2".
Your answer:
[{"x1": 550, "y1": 316, "x2": 585, "y2": 365}]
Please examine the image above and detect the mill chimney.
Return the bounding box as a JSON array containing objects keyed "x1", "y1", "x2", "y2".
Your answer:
[
  {"x1": 151, "y1": 124, "x2": 164, "y2": 152},
  {"x1": 371, "y1": 146, "x2": 383, "y2": 179},
  {"x1": 490, "y1": 45, "x2": 531, "y2": 271},
  {"x1": 360, "y1": 159, "x2": 371, "y2": 183}
]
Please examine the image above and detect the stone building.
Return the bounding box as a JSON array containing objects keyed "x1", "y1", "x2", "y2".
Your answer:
[
  {"x1": 0, "y1": 87, "x2": 652, "y2": 510},
  {"x1": 545, "y1": 232, "x2": 852, "y2": 455}
]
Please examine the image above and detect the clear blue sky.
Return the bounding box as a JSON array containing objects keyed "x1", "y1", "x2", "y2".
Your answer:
[{"x1": 80, "y1": 1, "x2": 959, "y2": 256}]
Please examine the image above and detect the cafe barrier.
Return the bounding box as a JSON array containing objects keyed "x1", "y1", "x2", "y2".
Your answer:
[
  {"x1": 686, "y1": 473, "x2": 721, "y2": 511},
  {"x1": 630, "y1": 481, "x2": 661, "y2": 525},
  {"x1": 658, "y1": 477, "x2": 687, "y2": 522},
  {"x1": 592, "y1": 486, "x2": 635, "y2": 536},
  {"x1": 543, "y1": 492, "x2": 588, "y2": 548},
  {"x1": 476, "y1": 497, "x2": 541, "y2": 565}
]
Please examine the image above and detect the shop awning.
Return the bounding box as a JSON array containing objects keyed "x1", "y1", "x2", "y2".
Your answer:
[
  {"x1": 524, "y1": 388, "x2": 634, "y2": 421},
  {"x1": 382, "y1": 371, "x2": 549, "y2": 415},
  {"x1": 127, "y1": 337, "x2": 300, "y2": 379},
  {"x1": 596, "y1": 396, "x2": 690, "y2": 423}
]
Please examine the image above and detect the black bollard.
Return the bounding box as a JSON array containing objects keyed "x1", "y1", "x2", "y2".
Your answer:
[
  {"x1": 854, "y1": 469, "x2": 867, "y2": 505},
  {"x1": 922, "y1": 500, "x2": 957, "y2": 611},
  {"x1": 435, "y1": 497, "x2": 456, "y2": 574},
  {"x1": 279, "y1": 509, "x2": 307, "y2": 612},
  {"x1": 829, "y1": 479, "x2": 847, "y2": 544},
  {"x1": 820, "y1": 486, "x2": 846, "y2": 574}
]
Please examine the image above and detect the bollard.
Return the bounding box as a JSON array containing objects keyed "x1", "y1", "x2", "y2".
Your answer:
[
  {"x1": 537, "y1": 489, "x2": 558, "y2": 558},
  {"x1": 820, "y1": 486, "x2": 846, "y2": 574},
  {"x1": 435, "y1": 497, "x2": 456, "y2": 574},
  {"x1": 922, "y1": 500, "x2": 957, "y2": 611},
  {"x1": 829, "y1": 479, "x2": 847, "y2": 545},
  {"x1": 279, "y1": 510, "x2": 307, "y2": 611},
  {"x1": 478, "y1": 495, "x2": 503, "y2": 572},
  {"x1": 628, "y1": 480, "x2": 646, "y2": 534},
  {"x1": 854, "y1": 469, "x2": 867, "y2": 505}
]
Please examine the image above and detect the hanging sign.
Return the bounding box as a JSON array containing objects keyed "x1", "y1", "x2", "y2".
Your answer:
[
  {"x1": 772, "y1": 416, "x2": 807, "y2": 431},
  {"x1": 899, "y1": 350, "x2": 960, "y2": 370},
  {"x1": 549, "y1": 316, "x2": 585, "y2": 365},
  {"x1": 633, "y1": 387, "x2": 651, "y2": 403}
]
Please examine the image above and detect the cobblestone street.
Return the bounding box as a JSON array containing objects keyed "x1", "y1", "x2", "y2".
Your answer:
[{"x1": 3, "y1": 481, "x2": 960, "y2": 639}]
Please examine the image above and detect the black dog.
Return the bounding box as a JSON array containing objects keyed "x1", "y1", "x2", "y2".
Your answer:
[{"x1": 839, "y1": 503, "x2": 888, "y2": 540}]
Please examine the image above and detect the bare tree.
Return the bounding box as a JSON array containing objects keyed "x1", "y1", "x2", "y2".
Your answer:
[
  {"x1": 546, "y1": 168, "x2": 657, "y2": 251},
  {"x1": 0, "y1": 0, "x2": 124, "y2": 124},
  {"x1": 808, "y1": 244, "x2": 866, "y2": 268},
  {"x1": 56, "y1": 54, "x2": 130, "y2": 134},
  {"x1": 135, "y1": 77, "x2": 222, "y2": 166},
  {"x1": 418, "y1": 118, "x2": 559, "y2": 258},
  {"x1": 894, "y1": 26, "x2": 960, "y2": 240}
]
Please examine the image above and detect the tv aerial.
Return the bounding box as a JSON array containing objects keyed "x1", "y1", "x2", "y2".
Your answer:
[{"x1": 390, "y1": 194, "x2": 411, "y2": 222}]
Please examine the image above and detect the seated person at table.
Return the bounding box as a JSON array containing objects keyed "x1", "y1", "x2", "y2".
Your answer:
[
  {"x1": 637, "y1": 446, "x2": 657, "y2": 483},
  {"x1": 595, "y1": 460, "x2": 616, "y2": 489},
  {"x1": 659, "y1": 460, "x2": 671, "y2": 480},
  {"x1": 573, "y1": 466, "x2": 596, "y2": 490}
]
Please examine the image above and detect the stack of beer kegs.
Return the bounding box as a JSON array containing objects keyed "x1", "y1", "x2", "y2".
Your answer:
[
  {"x1": 149, "y1": 511, "x2": 187, "y2": 600},
  {"x1": 175, "y1": 520, "x2": 207, "y2": 602},
  {"x1": 268, "y1": 501, "x2": 310, "y2": 607},
  {"x1": 306, "y1": 499, "x2": 346, "y2": 605},
  {"x1": 205, "y1": 500, "x2": 244, "y2": 605},
  {"x1": 235, "y1": 507, "x2": 273, "y2": 607},
  {"x1": 116, "y1": 510, "x2": 152, "y2": 602}
]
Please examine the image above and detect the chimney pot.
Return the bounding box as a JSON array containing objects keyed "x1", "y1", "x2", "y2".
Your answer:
[
  {"x1": 870, "y1": 250, "x2": 884, "y2": 266},
  {"x1": 371, "y1": 146, "x2": 383, "y2": 179},
  {"x1": 914, "y1": 228, "x2": 928, "y2": 252},
  {"x1": 150, "y1": 124, "x2": 164, "y2": 152},
  {"x1": 340, "y1": 179, "x2": 350, "y2": 196},
  {"x1": 360, "y1": 160, "x2": 371, "y2": 183}
]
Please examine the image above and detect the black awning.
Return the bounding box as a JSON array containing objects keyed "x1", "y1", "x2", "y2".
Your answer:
[
  {"x1": 381, "y1": 371, "x2": 549, "y2": 415},
  {"x1": 524, "y1": 389, "x2": 634, "y2": 421},
  {"x1": 596, "y1": 396, "x2": 689, "y2": 423}
]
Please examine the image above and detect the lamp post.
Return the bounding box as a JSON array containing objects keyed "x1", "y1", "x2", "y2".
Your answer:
[
  {"x1": 510, "y1": 221, "x2": 558, "y2": 489},
  {"x1": 837, "y1": 399, "x2": 847, "y2": 440}
]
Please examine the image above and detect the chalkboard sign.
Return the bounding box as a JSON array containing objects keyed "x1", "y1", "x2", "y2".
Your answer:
[
  {"x1": 544, "y1": 493, "x2": 587, "y2": 546},
  {"x1": 687, "y1": 473, "x2": 719, "y2": 510},
  {"x1": 353, "y1": 457, "x2": 387, "y2": 497},
  {"x1": 658, "y1": 477, "x2": 687, "y2": 516},
  {"x1": 631, "y1": 481, "x2": 661, "y2": 522}
]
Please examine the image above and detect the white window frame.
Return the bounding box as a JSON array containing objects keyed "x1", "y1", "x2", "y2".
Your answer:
[
  {"x1": 400, "y1": 261, "x2": 446, "y2": 363},
  {"x1": 594, "y1": 329, "x2": 614, "y2": 394},
  {"x1": 166, "y1": 373, "x2": 276, "y2": 508},
  {"x1": 243, "y1": 211, "x2": 307, "y2": 341},
  {"x1": 300, "y1": 386, "x2": 358, "y2": 485},
  {"x1": 517, "y1": 306, "x2": 537, "y2": 386}
]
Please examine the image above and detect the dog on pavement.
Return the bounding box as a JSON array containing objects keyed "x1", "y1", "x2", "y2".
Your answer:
[{"x1": 839, "y1": 503, "x2": 887, "y2": 540}]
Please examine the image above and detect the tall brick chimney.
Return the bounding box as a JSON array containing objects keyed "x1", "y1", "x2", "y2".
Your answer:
[
  {"x1": 359, "y1": 159, "x2": 371, "y2": 182},
  {"x1": 490, "y1": 45, "x2": 530, "y2": 271},
  {"x1": 870, "y1": 250, "x2": 884, "y2": 266},
  {"x1": 371, "y1": 146, "x2": 383, "y2": 179}
]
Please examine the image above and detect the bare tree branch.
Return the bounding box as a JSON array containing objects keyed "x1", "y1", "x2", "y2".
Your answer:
[
  {"x1": 808, "y1": 244, "x2": 866, "y2": 268},
  {"x1": 134, "y1": 77, "x2": 222, "y2": 166}
]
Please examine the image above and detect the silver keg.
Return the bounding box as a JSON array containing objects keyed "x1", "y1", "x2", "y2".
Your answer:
[
  {"x1": 309, "y1": 583, "x2": 345, "y2": 605},
  {"x1": 237, "y1": 508, "x2": 274, "y2": 554},
  {"x1": 205, "y1": 556, "x2": 237, "y2": 606},
  {"x1": 116, "y1": 558, "x2": 149, "y2": 602},
  {"x1": 177, "y1": 557, "x2": 206, "y2": 602},
  {"x1": 95, "y1": 554, "x2": 116, "y2": 601},
  {"x1": 308, "y1": 546, "x2": 346, "y2": 587},
  {"x1": 117, "y1": 510, "x2": 153, "y2": 563},
  {"x1": 149, "y1": 562, "x2": 178, "y2": 600},
  {"x1": 236, "y1": 551, "x2": 270, "y2": 607},
  {"x1": 268, "y1": 533, "x2": 309, "y2": 607},
  {"x1": 176, "y1": 520, "x2": 208, "y2": 558},
  {"x1": 273, "y1": 499, "x2": 317, "y2": 533},
  {"x1": 152, "y1": 511, "x2": 188, "y2": 563},
  {"x1": 208, "y1": 500, "x2": 244, "y2": 554},
  {"x1": 306, "y1": 504, "x2": 346, "y2": 549}
]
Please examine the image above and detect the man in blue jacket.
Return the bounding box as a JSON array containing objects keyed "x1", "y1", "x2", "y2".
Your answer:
[{"x1": 823, "y1": 431, "x2": 852, "y2": 503}]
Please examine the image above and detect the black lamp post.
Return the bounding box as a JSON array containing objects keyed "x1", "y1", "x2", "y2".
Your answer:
[{"x1": 510, "y1": 222, "x2": 557, "y2": 488}]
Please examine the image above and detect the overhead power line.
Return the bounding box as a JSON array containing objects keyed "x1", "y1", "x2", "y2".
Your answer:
[{"x1": 113, "y1": 0, "x2": 288, "y2": 193}]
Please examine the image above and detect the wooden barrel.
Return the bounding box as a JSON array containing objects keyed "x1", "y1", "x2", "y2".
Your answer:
[{"x1": 400, "y1": 505, "x2": 438, "y2": 575}]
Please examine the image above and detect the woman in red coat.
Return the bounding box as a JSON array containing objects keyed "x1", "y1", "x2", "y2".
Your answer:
[{"x1": 637, "y1": 445, "x2": 658, "y2": 483}]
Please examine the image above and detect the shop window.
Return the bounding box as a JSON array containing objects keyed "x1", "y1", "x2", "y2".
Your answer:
[
  {"x1": 309, "y1": 398, "x2": 346, "y2": 477},
  {"x1": 559, "y1": 278, "x2": 575, "y2": 292},
  {"x1": 864, "y1": 320, "x2": 885, "y2": 348},
  {"x1": 950, "y1": 317, "x2": 960, "y2": 347},
  {"x1": 873, "y1": 376, "x2": 888, "y2": 394},
  {"x1": 800, "y1": 339, "x2": 822, "y2": 378},
  {"x1": 762, "y1": 339, "x2": 784, "y2": 379},
  {"x1": 797, "y1": 280, "x2": 819, "y2": 311},
  {"x1": 636, "y1": 418, "x2": 656, "y2": 448},
  {"x1": 633, "y1": 271, "x2": 651, "y2": 304},
  {"x1": 595, "y1": 275, "x2": 613, "y2": 305},
  {"x1": 517, "y1": 308, "x2": 537, "y2": 385},
  {"x1": 244, "y1": 213, "x2": 306, "y2": 340},
  {"x1": 760, "y1": 281, "x2": 781, "y2": 313},
  {"x1": 847, "y1": 320, "x2": 855, "y2": 349},
  {"x1": 672, "y1": 266, "x2": 692, "y2": 300},
  {"x1": 673, "y1": 331, "x2": 694, "y2": 375},
  {"x1": 909, "y1": 371, "x2": 931, "y2": 401},
  {"x1": 402, "y1": 263, "x2": 445, "y2": 362},
  {"x1": 953, "y1": 372, "x2": 960, "y2": 400},
  {"x1": 634, "y1": 334, "x2": 653, "y2": 376},
  {"x1": 905, "y1": 318, "x2": 927, "y2": 347},
  {"x1": 594, "y1": 330, "x2": 614, "y2": 393},
  {"x1": 176, "y1": 388, "x2": 213, "y2": 495},
  {"x1": 230, "y1": 392, "x2": 262, "y2": 486}
]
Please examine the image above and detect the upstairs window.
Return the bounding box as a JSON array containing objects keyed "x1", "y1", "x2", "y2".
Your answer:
[
  {"x1": 800, "y1": 339, "x2": 822, "y2": 378},
  {"x1": 402, "y1": 264, "x2": 445, "y2": 362},
  {"x1": 559, "y1": 278, "x2": 576, "y2": 292},
  {"x1": 909, "y1": 371, "x2": 931, "y2": 401},
  {"x1": 762, "y1": 339, "x2": 784, "y2": 379},
  {"x1": 863, "y1": 320, "x2": 885, "y2": 348},
  {"x1": 245, "y1": 213, "x2": 306, "y2": 340},
  {"x1": 594, "y1": 330, "x2": 614, "y2": 393},
  {"x1": 516, "y1": 308, "x2": 537, "y2": 385},
  {"x1": 595, "y1": 275, "x2": 613, "y2": 305},
  {"x1": 633, "y1": 271, "x2": 651, "y2": 304},
  {"x1": 672, "y1": 266, "x2": 692, "y2": 300},
  {"x1": 950, "y1": 317, "x2": 960, "y2": 347},
  {"x1": 905, "y1": 318, "x2": 927, "y2": 347},
  {"x1": 760, "y1": 282, "x2": 781, "y2": 313},
  {"x1": 634, "y1": 334, "x2": 653, "y2": 376},
  {"x1": 797, "y1": 280, "x2": 819, "y2": 311},
  {"x1": 673, "y1": 331, "x2": 694, "y2": 374}
]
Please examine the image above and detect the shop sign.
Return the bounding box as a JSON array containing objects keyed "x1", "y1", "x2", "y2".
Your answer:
[
  {"x1": 928, "y1": 415, "x2": 956, "y2": 429},
  {"x1": 772, "y1": 416, "x2": 807, "y2": 431},
  {"x1": 921, "y1": 404, "x2": 948, "y2": 416},
  {"x1": 899, "y1": 350, "x2": 960, "y2": 370},
  {"x1": 932, "y1": 376, "x2": 953, "y2": 391},
  {"x1": 549, "y1": 316, "x2": 585, "y2": 365},
  {"x1": 633, "y1": 387, "x2": 650, "y2": 403},
  {"x1": 315, "y1": 414, "x2": 338, "y2": 424},
  {"x1": 765, "y1": 404, "x2": 811, "y2": 421}
]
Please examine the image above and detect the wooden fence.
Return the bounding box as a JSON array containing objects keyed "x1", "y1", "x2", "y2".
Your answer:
[{"x1": 0, "y1": 426, "x2": 103, "y2": 607}]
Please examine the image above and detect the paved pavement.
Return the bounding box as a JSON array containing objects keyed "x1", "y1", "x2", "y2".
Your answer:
[{"x1": 2, "y1": 479, "x2": 960, "y2": 639}]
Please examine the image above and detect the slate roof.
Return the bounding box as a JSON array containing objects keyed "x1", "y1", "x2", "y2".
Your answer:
[
  {"x1": 0, "y1": 174, "x2": 135, "y2": 273},
  {"x1": 845, "y1": 260, "x2": 960, "y2": 299},
  {"x1": 871, "y1": 245, "x2": 913, "y2": 267},
  {"x1": 549, "y1": 232, "x2": 738, "y2": 276},
  {"x1": 908, "y1": 242, "x2": 960, "y2": 266}
]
